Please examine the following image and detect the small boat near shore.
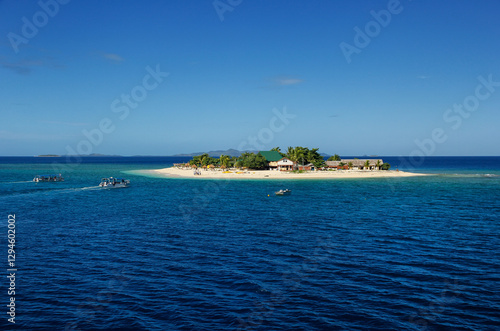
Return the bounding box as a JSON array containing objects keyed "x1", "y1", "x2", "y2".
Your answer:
[
  {"x1": 275, "y1": 189, "x2": 291, "y2": 196},
  {"x1": 33, "y1": 174, "x2": 64, "y2": 182},
  {"x1": 99, "y1": 177, "x2": 130, "y2": 188}
]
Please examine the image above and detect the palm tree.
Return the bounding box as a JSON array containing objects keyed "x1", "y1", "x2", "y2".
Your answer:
[
  {"x1": 364, "y1": 160, "x2": 371, "y2": 170},
  {"x1": 328, "y1": 154, "x2": 341, "y2": 161},
  {"x1": 219, "y1": 154, "x2": 230, "y2": 168},
  {"x1": 271, "y1": 147, "x2": 281, "y2": 153},
  {"x1": 199, "y1": 153, "x2": 209, "y2": 167},
  {"x1": 375, "y1": 160, "x2": 382, "y2": 170},
  {"x1": 348, "y1": 161, "x2": 353, "y2": 170},
  {"x1": 286, "y1": 146, "x2": 297, "y2": 162},
  {"x1": 296, "y1": 150, "x2": 306, "y2": 165}
]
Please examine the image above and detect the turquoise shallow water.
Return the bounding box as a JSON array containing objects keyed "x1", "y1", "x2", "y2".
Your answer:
[{"x1": 0, "y1": 157, "x2": 499, "y2": 330}]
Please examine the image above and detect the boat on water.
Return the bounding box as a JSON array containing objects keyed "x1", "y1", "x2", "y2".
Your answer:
[
  {"x1": 275, "y1": 189, "x2": 291, "y2": 196},
  {"x1": 33, "y1": 174, "x2": 64, "y2": 182},
  {"x1": 99, "y1": 177, "x2": 130, "y2": 188}
]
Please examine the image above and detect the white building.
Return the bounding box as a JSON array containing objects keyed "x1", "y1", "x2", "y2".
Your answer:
[{"x1": 277, "y1": 157, "x2": 295, "y2": 171}]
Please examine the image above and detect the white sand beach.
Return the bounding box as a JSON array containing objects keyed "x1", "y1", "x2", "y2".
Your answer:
[{"x1": 151, "y1": 167, "x2": 428, "y2": 179}]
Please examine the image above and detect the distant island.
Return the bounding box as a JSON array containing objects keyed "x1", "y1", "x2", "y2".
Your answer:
[
  {"x1": 36, "y1": 149, "x2": 334, "y2": 158},
  {"x1": 78, "y1": 154, "x2": 123, "y2": 157}
]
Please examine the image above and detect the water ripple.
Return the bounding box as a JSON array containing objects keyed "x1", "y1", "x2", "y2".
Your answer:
[{"x1": 4, "y1": 167, "x2": 499, "y2": 330}]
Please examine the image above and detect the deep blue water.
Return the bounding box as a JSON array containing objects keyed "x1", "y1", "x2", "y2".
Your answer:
[{"x1": 0, "y1": 157, "x2": 499, "y2": 330}]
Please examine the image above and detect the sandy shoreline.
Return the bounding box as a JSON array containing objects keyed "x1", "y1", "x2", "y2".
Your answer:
[{"x1": 147, "y1": 167, "x2": 428, "y2": 180}]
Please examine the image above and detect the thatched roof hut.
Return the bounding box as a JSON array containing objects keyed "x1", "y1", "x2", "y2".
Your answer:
[{"x1": 326, "y1": 159, "x2": 383, "y2": 170}]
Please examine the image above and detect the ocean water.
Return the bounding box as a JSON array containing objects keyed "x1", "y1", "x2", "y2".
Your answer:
[{"x1": 0, "y1": 157, "x2": 499, "y2": 330}]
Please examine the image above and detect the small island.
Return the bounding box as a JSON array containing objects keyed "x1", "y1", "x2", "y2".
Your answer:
[{"x1": 153, "y1": 147, "x2": 426, "y2": 179}]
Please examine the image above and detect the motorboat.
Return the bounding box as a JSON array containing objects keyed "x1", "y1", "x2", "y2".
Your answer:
[
  {"x1": 99, "y1": 177, "x2": 130, "y2": 188},
  {"x1": 33, "y1": 174, "x2": 64, "y2": 182},
  {"x1": 275, "y1": 189, "x2": 291, "y2": 196}
]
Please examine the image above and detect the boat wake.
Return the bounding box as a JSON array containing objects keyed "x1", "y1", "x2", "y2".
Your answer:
[
  {"x1": 59, "y1": 186, "x2": 101, "y2": 192},
  {"x1": 0, "y1": 185, "x2": 101, "y2": 201}
]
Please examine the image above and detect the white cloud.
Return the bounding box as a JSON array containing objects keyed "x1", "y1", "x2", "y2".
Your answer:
[
  {"x1": 261, "y1": 76, "x2": 304, "y2": 88},
  {"x1": 274, "y1": 77, "x2": 303, "y2": 86},
  {"x1": 0, "y1": 58, "x2": 57, "y2": 75},
  {"x1": 101, "y1": 53, "x2": 124, "y2": 63}
]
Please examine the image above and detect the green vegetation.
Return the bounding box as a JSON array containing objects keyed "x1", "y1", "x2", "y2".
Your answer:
[
  {"x1": 188, "y1": 152, "x2": 268, "y2": 170},
  {"x1": 219, "y1": 154, "x2": 230, "y2": 168},
  {"x1": 189, "y1": 153, "x2": 219, "y2": 167},
  {"x1": 327, "y1": 154, "x2": 341, "y2": 161},
  {"x1": 285, "y1": 146, "x2": 325, "y2": 168},
  {"x1": 381, "y1": 163, "x2": 391, "y2": 170},
  {"x1": 185, "y1": 147, "x2": 393, "y2": 172},
  {"x1": 237, "y1": 152, "x2": 268, "y2": 170}
]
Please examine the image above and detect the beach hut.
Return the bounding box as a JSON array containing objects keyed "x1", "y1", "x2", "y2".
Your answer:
[
  {"x1": 258, "y1": 151, "x2": 284, "y2": 170},
  {"x1": 298, "y1": 163, "x2": 315, "y2": 171},
  {"x1": 326, "y1": 159, "x2": 384, "y2": 170},
  {"x1": 277, "y1": 157, "x2": 295, "y2": 171}
]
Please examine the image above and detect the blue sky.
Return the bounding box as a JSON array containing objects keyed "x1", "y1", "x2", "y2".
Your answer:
[{"x1": 1, "y1": 0, "x2": 499, "y2": 156}]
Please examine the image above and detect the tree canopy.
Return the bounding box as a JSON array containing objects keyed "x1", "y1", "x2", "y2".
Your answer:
[
  {"x1": 189, "y1": 153, "x2": 231, "y2": 167},
  {"x1": 327, "y1": 154, "x2": 341, "y2": 161},
  {"x1": 381, "y1": 163, "x2": 391, "y2": 170},
  {"x1": 286, "y1": 146, "x2": 325, "y2": 168},
  {"x1": 187, "y1": 146, "x2": 330, "y2": 170},
  {"x1": 270, "y1": 147, "x2": 285, "y2": 157},
  {"x1": 236, "y1": 152, "x2": 267, "y2": 169}
]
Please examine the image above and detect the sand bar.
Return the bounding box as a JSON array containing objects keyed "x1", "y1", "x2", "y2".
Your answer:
[{"x1": 149, "y1": 167, "x2": 428, "y2": 180}]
